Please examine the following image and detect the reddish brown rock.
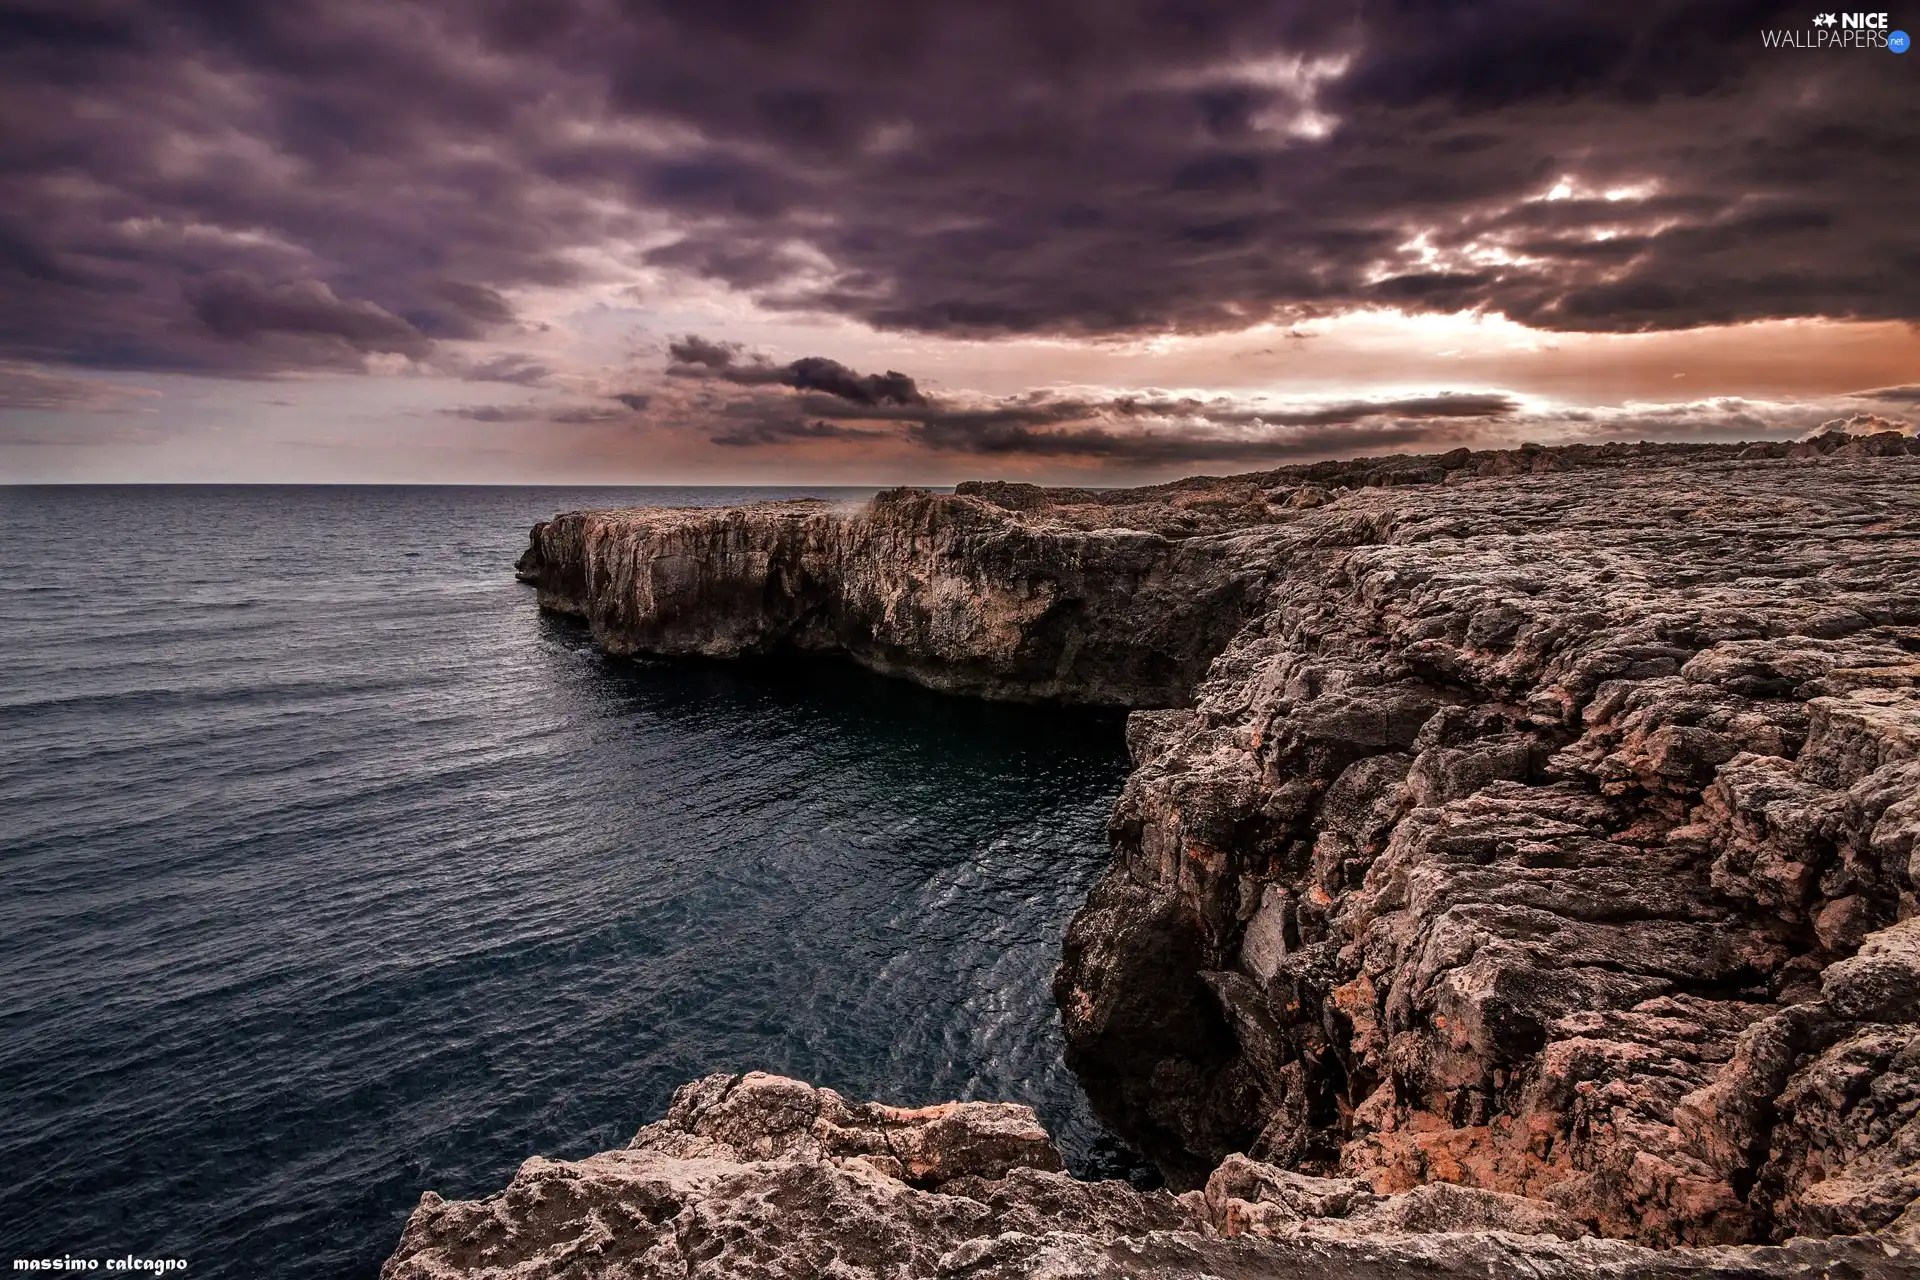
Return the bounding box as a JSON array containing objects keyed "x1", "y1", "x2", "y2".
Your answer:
[{"x1": 1049, "y1": 447, "x2": 1920, "y2": 1246}]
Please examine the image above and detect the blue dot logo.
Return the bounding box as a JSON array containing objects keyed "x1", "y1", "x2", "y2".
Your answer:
[{"x1": 1892, "y1": 29, "x2": 1912, "y2": 52}]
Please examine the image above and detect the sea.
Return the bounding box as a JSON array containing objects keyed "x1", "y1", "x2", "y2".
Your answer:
[{"x1": 0, "y1": 485, "x2": 1139, "y2": 1280}]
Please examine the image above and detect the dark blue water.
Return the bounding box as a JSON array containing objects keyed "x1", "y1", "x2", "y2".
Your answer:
[{"x1": 0, "y1": 486, "x2": 1134, "y2": 1280}]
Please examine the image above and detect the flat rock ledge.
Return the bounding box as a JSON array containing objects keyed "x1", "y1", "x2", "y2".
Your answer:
[
  {"x1": 505, "y1": 436, "x2": 1920, "y2": 1264},
  {"x1": 381, "y1": 1070, "x2": 1915, "y2": 1279}
]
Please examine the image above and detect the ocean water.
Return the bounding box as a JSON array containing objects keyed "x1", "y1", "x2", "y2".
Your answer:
[{"x1": 0, "y1": 486, "x2": 1137, "y2": 1280}]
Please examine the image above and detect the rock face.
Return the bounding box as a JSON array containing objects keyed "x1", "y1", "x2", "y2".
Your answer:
[
  {"x1": 498, "y1": 440, "x2": 1920, "y2": 1265},
  {"x1": 1047, "y1": 447, "x2": 1920, "y2": 1246},
  {"x1": 514, "y1": 486, "x2": 1281, "y2": 706},
  {"x1": 382, "y1": 1071, "x2": 1916, "y2": 1279}
]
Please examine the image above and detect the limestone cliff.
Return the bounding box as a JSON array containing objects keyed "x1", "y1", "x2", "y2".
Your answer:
[
  {"x1": 480, "y1": 432, "x2": 1920, "y2": 1269},
  {"x1": 514, "y1": 486, "x2": 1278, "y2": 706}
]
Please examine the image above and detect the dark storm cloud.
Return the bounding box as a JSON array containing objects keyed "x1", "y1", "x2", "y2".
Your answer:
[
  {"x1": 892, "y1": 389, "x2": 1905, "y2": 464},
  {"x1": 666, "y1": 336, "x2": 926, "y2": 405},
  {"x1": 2, "y1": 0, "x2": 1916, "y2": 378},
  {"x1": 901, "y1": 417, "x2": 1476, "y2": 464},
  {"x1": 431, "y1": 281, "x2": 515, "y2": 326},
  {"x1": 408, "y1": 281, "x2": 518, "y2": 340},
  {"x1": 829, "y1": 387, "x2": 1515, "y2": 433},
  {"x1": 666, "y1": 336, "x2": 750, "y2": 371},
  {"x1": 786, "y1": 357, "x2": 925, "y2": 407},
  {"x1": 189, "y1": 272, "x2": 431, "y2": 357},
  {"x1": 699, "y1": 389, "x2": 887, "y2": 446},
  {"x1": 668, "y1": 335, "x2": 1518, "y2": 460},
  {"x1": 709, "y1": 417, "x2": 885, "y2": 447},
  {"x1": 893, "y1": 395, "x2": 1513, "y2": 462}
]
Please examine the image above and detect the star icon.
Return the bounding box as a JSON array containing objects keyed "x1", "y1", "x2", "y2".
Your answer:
[{"x1": 1813, "y1": 12, "x2": 1837, "y2": 25}]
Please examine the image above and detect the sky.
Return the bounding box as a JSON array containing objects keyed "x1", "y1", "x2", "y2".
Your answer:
[{"x1": 2, "y1": 0, "x2": 1916, "y2": 485}]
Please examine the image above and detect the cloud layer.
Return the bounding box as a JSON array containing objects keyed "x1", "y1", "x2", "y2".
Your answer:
[
  {"x1": 4, "y1": 0, "x2": 1916, "y2": 384},
  {"x1": 540, "y1": 334, "x2": 1899, "y2": 468}
]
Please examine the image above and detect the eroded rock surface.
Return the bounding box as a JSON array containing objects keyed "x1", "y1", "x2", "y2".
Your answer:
[
  {"x1": 382, "y1": 1072, "x2": 1915, "y2": 1278},
  {"x1": 1049, "y1": 448, "x2": 1920, "y2": 1247},
  {"x1": 514, "y1": 487, "x2": 1280, "y2": 706},
  {"x1": 506, "y1": 439, "x2": 1920, "y2": 1261}
]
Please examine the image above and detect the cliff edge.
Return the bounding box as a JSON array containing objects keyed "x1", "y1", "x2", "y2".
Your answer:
[
  {"x1": 482, "y1": 433, "x2": 1920, "y2": 1269},
  {"x1": 512, "y1": 485, "x2": 1277, "y2": 706}
]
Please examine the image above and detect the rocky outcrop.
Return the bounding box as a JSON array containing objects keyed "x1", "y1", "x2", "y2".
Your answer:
[
  {"x1": 382, "y1": 1071, "x2": 1917, "y2": 1278},
  {"x1": 1051, "y1": 448, "x2": 1920, "y2": 1247},
  {"x1": 515, "y1": 443, "x2": 1872, "y2": 706},
  {"x1": 513, "y1": 488, "x2": 1281, "y2": 706},
  {"x1": 499, "y1": 439, "x2": 1920, "y2": 1263}
]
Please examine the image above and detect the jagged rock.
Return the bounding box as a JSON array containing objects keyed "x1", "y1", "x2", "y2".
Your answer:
[
  {"x1": 626, "y1": 1069, "x2": 1065, "y2": 1185},
  {"x1": 383, "y1": 1072, "x2": 1917, "y2": 1278},
  {"x1": 506, "y1": 443, "x2": 1920, "y2": 1261},
  {"x1": 381, "y1": 1072, "x2": 1192, "y2": 1280},
  {"x1": 1047, "y1": 448, "x2": 1920, "y2": 1247},
  {"x1": 1673, "y1": 919, "x2": 1920, "y2": 1241},
  {"x1": 1199, "y1": 1151, "x2": 1589, "y2": 1240}
]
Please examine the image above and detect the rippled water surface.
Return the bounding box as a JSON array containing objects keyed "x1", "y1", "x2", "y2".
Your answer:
[{"x1": 0, "y1": 486, "x2": 1135, "y2": 1280}]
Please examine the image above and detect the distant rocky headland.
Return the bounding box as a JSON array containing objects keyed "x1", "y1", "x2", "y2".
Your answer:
[{"x1": 388, "y1": 429, "x2": 1920, "y2": 1277}]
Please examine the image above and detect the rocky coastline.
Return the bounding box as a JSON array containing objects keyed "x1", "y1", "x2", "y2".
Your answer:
[{"x1": 397, "y1": 433, "x2": 1920, "y2": 1276}]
